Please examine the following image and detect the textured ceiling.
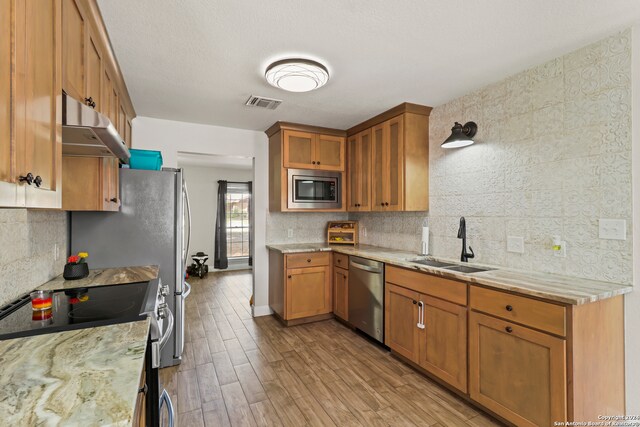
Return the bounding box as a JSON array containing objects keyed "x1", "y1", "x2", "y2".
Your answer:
[{"x1": 98, "y1": 0, "x2": 640, "y2": 131}]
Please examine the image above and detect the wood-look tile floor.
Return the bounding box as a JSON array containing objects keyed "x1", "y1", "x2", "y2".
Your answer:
[{"x1": 160, "y1": 271, "x2": 504, "y2": 427}]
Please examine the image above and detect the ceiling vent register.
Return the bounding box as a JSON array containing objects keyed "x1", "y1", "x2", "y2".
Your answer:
[{"x1": 245, "y1": 95, "x2": 282, "y2": 110}]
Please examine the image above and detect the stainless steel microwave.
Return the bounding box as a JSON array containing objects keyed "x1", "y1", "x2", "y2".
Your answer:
[{"x1": 288, "y1": 169, "x2": 341, "y2": 209}]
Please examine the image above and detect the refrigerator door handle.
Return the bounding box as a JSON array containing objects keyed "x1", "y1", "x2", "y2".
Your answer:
[
  {"x1": 159, "y1": 307, "x2": 174, "y2": 349},
  {"x1": 183, "y1": 282, "x2": 191, "y2": 299},
  {"x1": 182, "y1": 180, "x2": 192, "y2": 272}
]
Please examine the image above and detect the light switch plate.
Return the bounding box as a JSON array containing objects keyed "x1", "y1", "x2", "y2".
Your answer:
[
  {"x1": 507, "y1": 236, "x2": 525, "y2": 253},
  {"x1": 599, "y1": 219, "x2": 626, "y2": 240}
]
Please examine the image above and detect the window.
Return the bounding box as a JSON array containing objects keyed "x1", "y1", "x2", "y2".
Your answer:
[{"x1": 225, "y1": 183, "x2": 251, "y2": 258}]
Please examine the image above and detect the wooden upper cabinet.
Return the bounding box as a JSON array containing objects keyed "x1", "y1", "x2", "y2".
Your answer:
[
  {"x1": 282, "y1": 130, "x2": 345, "y2": 171},
  {"x1": 347, "y1": 129, "x2": 371, "y2": 211},
  {"x1": 469, "y1": 311, "x2": 567, "y2": 427},
  {"x1": 62, "y1": 0, "x2": 85, "y2": 101},
  {"x1": 85, "y1": 28, "x2": 102, "y2": 111},
  {"x1": 0, "y1": 0, "x2": 16, "y2": 204},
  {"x1": 372, "y1": 116, "x2": 404, "y2": 211},
  {"x1": 418, "y1": 296, "x2": 467, "y2": 393},
  {"x1": 118, "y1": 103, "x2": 126, "y2": 139},
  {"x1": 125, "y1": 118, "x2": 132, "y2": 148},
  {"x1": 16, "y1": 0, "x2": 62, "y2": 208},
  {"x1": 384, "y1": 283, "x2": 420, "y2": 362},
  {"x1": 315, "y1": 134, "x2": 345, "y2": 171},
  {"x1": 283, "y1": 130, "x2": 315, "y2": 169},
  {"x1": 371, "y1": 123, "x2": 385, "y2": 210},
  {"x1": 348, "y1": 104, "x2": 431, "y2": 212}
]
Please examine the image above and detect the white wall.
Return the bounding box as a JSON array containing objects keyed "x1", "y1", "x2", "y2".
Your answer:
[
  {"x1": 132, "y1": 117, "x2": 271, "y2": 316},
  {"x1": 627, "y1": 24, "x2": 640, "y2": 414},
  {"x1": 180, "y1": 165, "x2": 252, "y2": 266}
]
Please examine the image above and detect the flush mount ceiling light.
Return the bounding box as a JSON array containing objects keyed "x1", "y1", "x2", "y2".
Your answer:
[
  {"x1": 441, "y1": 121, "x2": 478, "y2": 148},
  {"x1": 265, "y1": 58, "x2": 329, "y2": 92}
]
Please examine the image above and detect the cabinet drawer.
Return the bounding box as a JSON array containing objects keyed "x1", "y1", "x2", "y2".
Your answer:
[
  {"x1": 286, "y1": 252, "x2": 330, "y2": 269},
  {"x1": 386, "y1": 266, "x2": 467, "y2": 306},
  {"x1": 333, "y1": 253, "x2": 349, "y2": 269},
  {"x1": 470, "y1": 286, "x2": 566, "y2": 337}
]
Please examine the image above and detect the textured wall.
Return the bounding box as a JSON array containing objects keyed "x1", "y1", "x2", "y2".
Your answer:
[
  {"x1": 0, "y1": 209, "x2": 67, "y2": 307},
  {"x1": 426, "y1": 29, "x2": 632, "y2": 284},
  {"x1": 266, "y1": 212, "x2": 348, "y2": 244},
  {"x1": 351, "y1": 30, "x2": 632, "y2": 284}
]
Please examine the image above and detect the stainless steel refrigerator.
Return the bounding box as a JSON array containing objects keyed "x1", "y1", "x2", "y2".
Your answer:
[{"x1": 70, "y1": 168, "x2": 191, "y2": 368}]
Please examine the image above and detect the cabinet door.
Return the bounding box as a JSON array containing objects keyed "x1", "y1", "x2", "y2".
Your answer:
[
  {"x1": 101, "y1": 158, "x2": 119, "y2": 211},
  {"x1": 283, "y1": 130, "x2": 315, "y2": 169},
  {"x1": 62, "y1": 0, "x2": 85, "y2": 101},
  {"x1": 85, "y1": 29, "x2": 102, "y2": 112},
  {"x1": 0, "y1": 0, "x2": 21, "y2": 206},
  {"x1": 17, "y1": 0, "x2": 62, "y2": 208},
  {"x1": 371, "y1": 123, "x2": 385, "y2": 211},
  {"x1": 333, "y1": 267, "x2": 348, "y2": 321},
  {"x1": 358, "y1": 129, "x2": 371, "y2": 211},
  {"x1": 315, "y1": 134, "x2": 344, "y2": 171},
  {"x1": 384, "y1": 283, "x2": 420, "y2": 362},
  {"x1": 118, "y1": 104, "x2": 126, "y2": 139},
  {"x1": 347, "y1": 135, "x2": 358, "y2": 210},
  {"x1": 102, "y1": 68, "x2": 113, "y2": 123},
  {"x1": 125, "y1": 118, "x2": 132, "y2": 148},
  {"x1": 286, "y1": 266, "x2": 331, "y2": 320},
  {"x1": 386, "y1": 116, "x2": 404, "y2": 211},
  {"x1": 419, "y1": 296, "x2": 467, "y2": 392},
  {"x1": 110, "y1": 87, "x2": 119, "y2": 131},
  {"x1": 469, "y1": 311, "x2": 567, "y2": 427},
  {"x1": 62, "y1": 156, "x2": 101, "y2": 210}
]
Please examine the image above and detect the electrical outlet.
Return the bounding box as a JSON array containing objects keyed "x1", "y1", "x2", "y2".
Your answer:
[
  {"x1": 553, "y1": 241, "x2": 567, "y2": 258},
  {"x1": 287, "y1": 228, "x2": 293, "y2": 238},
  {"x1": 507, "y1": 236, "x2": 524, "y2": 254},
  {"x1": 599, "y1": 219, "x2": 626, "y2": 240}
]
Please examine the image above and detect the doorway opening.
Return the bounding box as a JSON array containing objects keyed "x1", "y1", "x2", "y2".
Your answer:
[{"x1": 177, "y1": 152, "x2": 255, "y2": 311}]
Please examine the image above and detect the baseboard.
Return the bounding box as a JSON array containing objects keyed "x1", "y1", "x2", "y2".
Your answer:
[{"x1": 252, "y1": 305, "x2": 273, "y2": 317}]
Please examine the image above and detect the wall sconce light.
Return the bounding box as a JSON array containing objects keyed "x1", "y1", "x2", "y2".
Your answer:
[{"x1": 441, "y1": 121, "x2": 478, "y2": 148}]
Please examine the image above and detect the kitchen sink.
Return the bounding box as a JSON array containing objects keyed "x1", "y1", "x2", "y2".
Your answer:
[
  {"x1": 408, "y1": 258, "x2": 456, "y2": 268},
  {"x1": 442, "y1": 265, "x2": 495, "y2": 274}
]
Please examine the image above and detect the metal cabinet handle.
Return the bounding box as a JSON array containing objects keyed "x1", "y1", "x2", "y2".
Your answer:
[
  {"x1": 417, "y1": 301, "x2": 425, "y2": 329},
  {"x1": 317, "y1": 161, "x2": 320, "y2": 165},
  {"x1": 33, "y1": 175, "x2": 42, "y2": 188},
  {"x1": 505, "y1": 326, "x2": 513, "y2": 333},
  {"x1": 506, "y1": 305, "x2": 513, "y2": 312},
  {"x1": 110, "y1": 197, "x2": 118, "y2": 203},
  {"x1": 385, "y1": 202, "x2": 389, "y2": 206},
  {"x1": 288, "y1": 275, "x2": 292, "y2": 279},
  {"x1": 312, "y1": 161, "x2": 316, "y2": 164},
  {"x1": 307, "y1": 259, "x2": 311, "y2": 262},
  {"x1": 19, "y1": 172, "x2": 34, "y2": 185},
  {"x1": 380, "y1": 202, "x2": 384, "y2": 206},
  {"x1": 412, "y1": 300, "x2": 417, "y2": 304},
  {"x1": 84, "y1": 97, "x2": 96, "y2": 108}
]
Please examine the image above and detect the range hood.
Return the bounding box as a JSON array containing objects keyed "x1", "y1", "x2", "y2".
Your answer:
[{"x1": 62, "y1": 93, "x2": 130, "y2": 164}]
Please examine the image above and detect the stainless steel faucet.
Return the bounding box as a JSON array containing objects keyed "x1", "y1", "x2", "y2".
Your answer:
[{"x1": 457, "y1": 217, "x2": 475, "y2": 262}]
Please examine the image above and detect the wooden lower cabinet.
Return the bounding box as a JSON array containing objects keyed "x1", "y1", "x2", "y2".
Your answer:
[
  {"x1": 469, "y1": 311, "x2": 567, "y2": 427},
  {"x1": 285, "y1": 265, "x2": 332, "y2": 320},
  {"x1": 418, "y1": 296, "x2": 467, "y2": 393},
  {"x1": 384, "y1": 283, "x2": 420, "y2": 362},
  {"x1": 133, "y1": 362, "x2": 146, "y2": 427},
  {"x1": 333, "y1": 266, "x2": 348, "y2": 321}
]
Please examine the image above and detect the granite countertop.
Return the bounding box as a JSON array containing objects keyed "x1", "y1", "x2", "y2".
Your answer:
[
  {"x1": 0, "y1": 319, "x2": 149, "y2": 426},
  {"x1": 38, "y1": 265, "x2": 159, "y2": 291},
  {"x1": 266, "y1": 243, "x2": 633, "y2": 305}
]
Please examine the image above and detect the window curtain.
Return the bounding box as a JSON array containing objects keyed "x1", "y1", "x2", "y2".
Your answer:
[
  {"x1": 248, "y1": 181, "x2": 253, "y2": 266},
  {"x1": 214, "y1": 180, "x2": 228, "y2": 269}
]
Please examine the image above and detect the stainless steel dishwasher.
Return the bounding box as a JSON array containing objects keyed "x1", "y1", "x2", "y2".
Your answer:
[{"x1": 348, "y1": 256, "x2": 385, "y2": 343}]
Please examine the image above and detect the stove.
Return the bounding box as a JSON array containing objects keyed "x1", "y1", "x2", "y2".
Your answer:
[
  {"x1": 0, "y1": 278, "x2": 175, "y2": 426},
  {"x1": 0, "y1": 282, "x2": 153, "y2": 340}
]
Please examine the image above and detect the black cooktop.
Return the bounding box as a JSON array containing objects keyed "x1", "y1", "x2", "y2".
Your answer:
[{"x1": 0, "y1": 282, "x2": 150, "y2": 340}]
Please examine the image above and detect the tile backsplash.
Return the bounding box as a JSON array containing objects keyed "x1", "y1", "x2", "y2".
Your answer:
[
  {"x1": 266, "y1": 212, "x2": 348, "y2": 244},
  {"x1": 349, "y1": 211, "x2": 428, "y2": 253},
  {"x1": 0, "y1": 209, "x2": 67, "y2": 307}
]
